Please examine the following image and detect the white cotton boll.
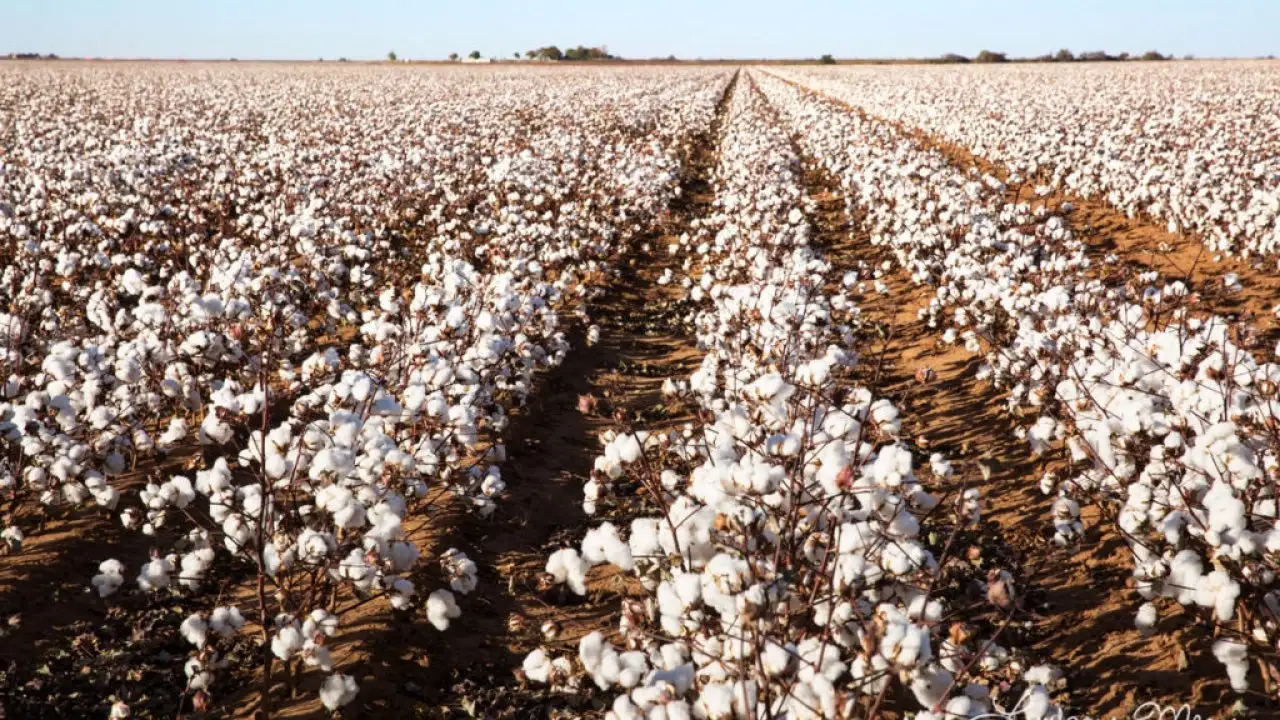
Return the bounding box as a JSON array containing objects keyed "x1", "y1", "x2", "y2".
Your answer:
[
  {"x1": 1213, "y1": 639, "x2": 1250, "y2": 692},
  {"x1": 617, "y1": 651, "x2": 649, "y2": 689},
  {"x1": 523, "y1": 649, "x2": 553, "y2": 684},
  {"x1": 1194, "y1": 570, "x2": 1241, "y2": 622},
  {"x1": 929, "y1": 453, "x2": 952, "y2": 479},
  {"x1": 179, "y1": 548, "x2": 215, "y2": 590},
  {"x1": 426, "y1": 589, "x2": 461, "y2": 631},
  {"x1": 319, "y1": 673, "x2": 359, "y2": 711},
  {"x1": 136, "y1": 556, "x2": 173, "y2": 592},
  {"x1": 389, "y1": 577, "x2": 415, "y2": 609},
  {"x1": 272, "y1": 625, "x2": 304, "y2": 661},
  {"x1": 302, "y1": 608, "x2": 340, "y2": 638},
  {"x1": 184, "y1": 657, "x2": 213, "y2": 691},
  {"x1": 547, "y1": 547, "x2": 588, "y2": 595},
  {"x1": 577, "y1": 623, "x2": 612, "y2": 662},
  {"x1": 389, "y1": 541, "x2": 420, "y2": 573},
  {"x1": 763, "y1": 642, "x2": 793, "y2": 677},
  {"x1": 210, "y1": 606, "x2": 245, "y2": 638},
  {"x1": 180, "y1": 613, "x2": 209, "y2": 647},
  {"x1": 92, "y1": 559, "x2": 125, "y2": 597},
  {"x1": 910, "y1": 664, "x2": 954, "y2": 710},
  {"x1": 1024, "y1": 664, "x2": 1062, "y2": 687},
  {"x1": 696, "y1": 682, "x2": 735, "y2": 719},
  {"x1": 303, "y1": 638, "x2": 333, "y2": 671},
  {"x1": 1135, "y1": 602, "x2": 1158, "y2": 636}
]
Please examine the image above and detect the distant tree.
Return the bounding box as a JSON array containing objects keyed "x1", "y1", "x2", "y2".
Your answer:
[
  {"x1": 819, "y1": 54, "x2": 836, "y2": 64},
  {"x1": 1079, "y1": 50, "x2": 1115, "y2": 62},
  {"x1": 1185, "y1": 54, "x2": 1196, "y2": 61},
  {"x1": 525, "y1": 50, "x2": 537, "y2": 59},
  {"x1": 667, "y1": 54, "x2": 677, "y2": 62},
  {"x1": 339, "y1": 57, "x2": 349, "y2": 62},
  {"x1": 1140, "y1": 50, "x2": 1168, "y2": 61},
  {"x1": 974, "y1": 50, "x2": 1008, "y2": 63},
  {"x1": 1118, "y1": 52, "x2": 1131, "y2": 61},
  {"x1": 468, "y1": 50, "x2": 481, "y2": 59},
  {"x1": 513, "y1": 52, "x2": 520, "y2": 59},
  {"x1": 449, "y1": 52, "x2": 459, "y2": 62},
  {"x1": 387, "y1": 50, "x2": 397, "y2": 62},
  {"x1": 1054, "y1": 48, "x2": 1075, "y2": 62},
  {"x1": 939, "y1": 53, "x2": 970, "y2": 64}
]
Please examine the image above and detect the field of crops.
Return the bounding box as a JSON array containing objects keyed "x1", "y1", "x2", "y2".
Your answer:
[{"x1": 2, "y1": 60, "x2": 1279, "y2": 719}]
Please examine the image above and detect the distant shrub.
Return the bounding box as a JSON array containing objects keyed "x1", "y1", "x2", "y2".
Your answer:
[
  {"x1": 819, "y1": 54, "x2": 836, "y2": 65},
  {"x1": 1054, "y1": 48, "x2": 1075, "y2": 62},
  {"x1": 938, "y1": 53, "x2": 970, "y2": 64},
  {"x1": 974, "y1": 50, "x2": 1008, "y2": 63}
]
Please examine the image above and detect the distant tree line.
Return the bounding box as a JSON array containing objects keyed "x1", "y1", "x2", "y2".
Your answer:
[
  {"x1": 4, "y1": 53, "x2": 59, "y2": 60},
  {"x1": 933, "y1": 49, "x2": 1175, "y2": 64},
  {"x1": 519, "y1": 45, "x2": 615, "y2": 61}
]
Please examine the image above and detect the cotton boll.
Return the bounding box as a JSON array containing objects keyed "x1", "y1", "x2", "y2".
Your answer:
[
  {"x1": 696, "y1": 682, "x2": 735, "y2": 719},
  {"x1": 1213, "y1": 639, "x2": 1250, "y2": 692},
  {"x1": 426, "y1": 589, "x2": 461, "y2": 631},
  {"x1": 762, "y1": 641, "x2": 793, "y2": 677},
  {"x1": 92, "y1": 559, "x2": 125, "y2": 597},
  {"x1": 180, "y1": 613, "x2": 209, "y2": 647},
  {"x1": 1135, "y1": 602, "x2": 1158, "y2": 636},
  {"x1": 319, "y1": 673, "x2": 359, "y2": 711},
  {"x1": 209, "y1": 606, "x2": 245, "y2": 638},
  {"x1": 547, "y1": 547, "x2": 589, "y2": 595},
  {"x1": 136, "y1": 555, "x2": 174, "y2": 592},
  {"x1": 910, "y1": 664, "x2": 954, "y2": 710},
  {"x1": 272, "y1": 625, "x2": 304, "y2": 661},
  {"x1": 523, "y1": 649, "x2": 554, "y2": 684}
]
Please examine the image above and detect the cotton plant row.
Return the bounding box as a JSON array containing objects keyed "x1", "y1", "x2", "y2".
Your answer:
[
  {"x1": 757, "y1": 69, "x2": 1280, "y2": 700},
  {"x1": 773, "y1": 63, "x2": 1280, "y2": 261},
  {"x1": 522, "y1": 76, "x2": 1060, "y2": 720},
  {"x1": 0, "y1": 63, "x2": 730, "y2": 714}
]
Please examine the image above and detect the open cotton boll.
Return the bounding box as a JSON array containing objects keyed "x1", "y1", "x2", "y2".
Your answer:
[
  {"x1": 547, "y1": 547, "x2": 589, "y2": 595},
  {"x1": 92, "y1": 559, "x2": 125, "y2": 597},
  {"x1": 1194, "y1": 570, "x2": 1241, "y2": 622},
  {"x1": 209, "y1": 606, "x2": 245, "y2": 638},
  {"x1": 910, "y1": 664, "x2": 954, "y2": 710},
  {"x1": 319, "y1": 673, "x2": 359, "y2": 711},
  {"x1": 1212, "y1": 639, "x2": 1250, "y2": 692},
  {"x1": 180, "y1": 613, "x2": 209, "y2": 647},
  {"x1": 1135, "y1": 602, "x2": 1158, "y2": 636},
  {"x1": 136, "y1": 555, "x2": 174, "y2": 592},
  {"x1": 302, "y1": 608, "x2": 339, "y2": 638},
  {"x1": 426, "y1": 589, "x2": 461, "y2": 631},
  {"x1": 582, "y1": 522, "x2": 634, "y2": 571},
  {"x1": 523, "y1": 649, "x2": 554, "y2": 684},
  {"x1": 271, "y1": 625, "x2": 304, "y2": 661}
]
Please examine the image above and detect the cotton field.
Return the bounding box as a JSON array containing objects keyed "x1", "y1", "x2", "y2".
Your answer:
[{"x1": 2, "y1": 60, "x2": 1280, "y2": 719}]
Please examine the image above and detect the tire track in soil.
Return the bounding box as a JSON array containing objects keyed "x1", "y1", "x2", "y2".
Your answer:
[
  {"x1": 337, "y1": 71, "x2": 740, "y2": 719},
  {"x1": 761, "y1": 72, "x2": 1264, "y2": 718}
]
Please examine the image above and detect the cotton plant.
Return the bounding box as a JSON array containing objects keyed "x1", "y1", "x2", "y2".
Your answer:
[
  {"x1": 754, "y1": 69, "x2": 1280, "y2": 697},
  {"x1": 0, "y1": 63, "x2": 736, "y2": 714},
  {"x1": 776, "y1": 63, "x2": 1280, "y2": 261},
  {"x1": 526, "y1": 76, "x2": 1026, "y2": 718}
]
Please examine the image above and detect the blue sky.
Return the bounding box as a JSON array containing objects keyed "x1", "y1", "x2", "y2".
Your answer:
[{"x1": 2, "y1": 0, "x2": 1276, "y2": 60}]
